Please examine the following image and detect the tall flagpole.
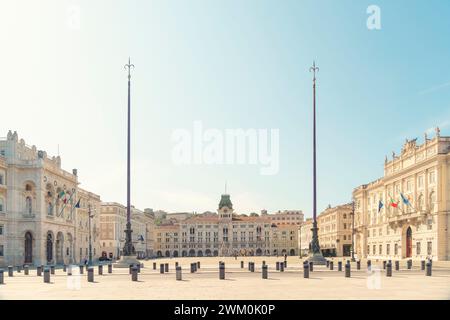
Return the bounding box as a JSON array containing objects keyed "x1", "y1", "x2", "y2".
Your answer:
[{"x1": 309, "y1": 61, "x2": 326, "y2": 265}]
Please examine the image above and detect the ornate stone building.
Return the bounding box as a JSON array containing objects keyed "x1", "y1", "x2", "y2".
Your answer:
[
  {"x1": 268, "y1": 210, "x2": 304, "y2": 226},
  {"x1": 153, "y1": 194, "x2": 301, "y2": 257},
  {"x1": 353, "y1": 128, "x2": 450, "y2": 261},
  {"x1": 0, "y1": 131, "x2": 102, "y2": 267}
]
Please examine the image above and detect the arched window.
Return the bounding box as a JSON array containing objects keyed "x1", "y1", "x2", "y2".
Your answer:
[
  {"x1": 25, "y1": 184, "x2": 32, "y2": 191},
  {"x1": 25, "y1": 196, "x2": 32, "y2": 214}
]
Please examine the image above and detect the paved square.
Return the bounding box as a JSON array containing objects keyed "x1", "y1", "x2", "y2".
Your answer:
[{"x1": 1, "y1": 257, "x2": 449, "y2": 300}]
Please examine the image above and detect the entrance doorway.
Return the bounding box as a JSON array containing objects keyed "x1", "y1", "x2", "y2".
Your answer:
[
  {"x1": 24, "y1": 232, "x2": 33, "y2": 264},
  {"x1": 406, "y1": 227, "x2": 412, "y2": 258}
]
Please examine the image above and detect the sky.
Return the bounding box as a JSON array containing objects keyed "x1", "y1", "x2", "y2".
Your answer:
[{"x1": 1, "y1": 0, "x2": 450, "y2": 217}]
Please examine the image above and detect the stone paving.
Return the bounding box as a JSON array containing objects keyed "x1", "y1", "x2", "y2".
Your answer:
[{"x1": 0, "y1": 257, "x2": 449, "y2": 300}]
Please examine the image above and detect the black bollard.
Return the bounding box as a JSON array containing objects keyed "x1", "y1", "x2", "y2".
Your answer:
[
  {"x1": 386, "y1": 261, "x2": 392, "y2": 277},
  {"x1": 219, "y1": 262, "x2": 225, "y2": 280},
  {"x1": 79, "y1": 265, "x2": 84, "y2": 274},
  {"x1": 309, "y1": 261, "x2": 314, "y2": 272},
  {"x1": 356, "y1": 260, "x2": 361, "y2": 270},
  {"x1": 303, "y1": 261, "x2": 309, "y2": 278},
  {"x1": 338, "y1": 261, "x2": 342, "y2": 272},
  {"x1": 87, "y1": 267, "x2": 94, "y2": 282},
  {"x1": 153, "y1": 262, "x2": 157, "y2": 270},
  {"x1": 16, "y1": 266, "x2": 21, "y2": 273},
  {"x1": 280, "y1": 262, "x2": 284, "y2": 272},
  {"x1": 131, "y1": 266, "x2": 138, "y2": 281},
  {"x1": 50, "y1": 265, "x2": 55, "y2": 275},
  {"x1": 160, "y1": 264, "x2": 165, "y2": 274},
  {"x1": 197, "y1": 261, "x2": 200, "y2": 269},
  {"x1": 108, "y1": 264, "x2": 112, "y2": 274},
  {"x1": 24, "y1": 265, "x2": 29, "y2": 275},
  {"x1": 165, "y1": 263, "x2": 169, "y2": 273},
  {"x1": 43, "y1": 267, "x2": 51, "y2": 283},
  {"x1": 248, "y1": 262, "x2": 251, "y2": 271},
  {"x1": 262, "y1": 264, "x2": 268, "y2": 279},
  {"x1": 190, "y1": 263, "x2": 195, "y2": 273},
  {"x1": 395, "y1": 260, "x2": 399, "y2": 271},
  {"x1": 426, "y1": 262, "x2": 432, "y2": 276},
  {"x1": 37, "y1": 266, "x2": 42, "y2": 276},
  {"x1": 8, "y1": 266, "x2": 13, "y2": 277},
  {"x1": 276, "y1": 262, "x2": 280, "y2": 271},
  {"x1": 241, "y1": 261, "x2": 244, "y2": 268},
  {"x1": 176, "y1": 266, "x2": 182, "y2": 281},
  {"x1": 330, "y1": 261, "x2": 334, "y2": 270},
  {"x1": 421, "y1": 260, "x2": 425, "y2": 271},
  {"x1": 98, "y1": 265, "x2": 103, "y2": 275},
  {"x1": 407, "y1": 259, "x2": 412, "y2": 270},
  {"x1": 0, "y1": 269, "x2": 3, "y2": 284},
  {"x1": 345, "y1": 261, "x2": 351, "y2": 278}
]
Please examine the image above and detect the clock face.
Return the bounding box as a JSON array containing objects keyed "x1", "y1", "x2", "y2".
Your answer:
[{"x1": 223, "y1": 209, "x2": 228, "y2": 213}]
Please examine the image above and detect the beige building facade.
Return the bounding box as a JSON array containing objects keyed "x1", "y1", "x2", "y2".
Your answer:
[
  {"x1": 0, "y1": 131, "x2": 101, "y2": 267},
  {"x1": 353, "y1": 128, "x2": 450, "y2": 261}
]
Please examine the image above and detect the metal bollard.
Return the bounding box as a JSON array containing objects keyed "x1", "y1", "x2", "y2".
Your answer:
[
  {"x1": 8, "y1": 266, "x2": 13, "y2": 277},
  {"x1": 330, "y1": 261, "x2": 334, "y2": 270},
  {"x1": 176, "y1": 266, "x2": 182, "y2": 281},
  {"x1": 241, "y1": 261, "x2": 244, "y2": 268},
  {"x1": 262, "y1": 265, "x2": 268, "y2": 279},
  {"x1": 386, "y1": 261, "x2": 392, "y2": 277},
  {"x1": 0, "y1": 269, "x2": 3, "y2": 284},
  {"x1": 153, "y1": 262, "x2": 157, "y2": 270},
  {"x1": 50, "y1": 265, "x2": 55, "y2": 275},
  {"x1": 395, "y1": 260, "x2": 399, "y2": 271},
  {"x1": 160, "y1": 264, "x2": 165, "y2": 274},
  {"x1": 87, "y1": 267, "x2": 94, "y2": 282},
  {"x1": 16, "y1": 265, "x2": 21, "y2": 273},
  {"x1": 219, "y1": 262, "x2": 225, "y2": 280},
  {"x1": 37, "y1": 266, "x2": 42, "y2": 276},
  {"x1": 426, "y1": 262, "x2": 432, "y2": 276},
  {"x1": 190, "y1": 263, "x2": 195, "y2": 273},
  {"x1": 421, "y1": 260, "x2": 425, "y2": 271},
  {"x1": 280, "y1": 262, "x2": 284, "y2": 272},
  {"x1": 345, "y1": 262, "x2": 351, "y2": 278},
  {"x1": 309, "y1": 261, "x2": 314, "y2": 272},
  {"x1": 24, "y1": 265, "x2": 29, "y2": 275},
  {"x1": 356, "y1": 260, "x2": 361, "y2": 270},
  {"x1": 108, "y1": 264, "x2": 112, "y2": 274},
  {"x1": 276, "y1": 262, "x2": 280, "y2": 271},
  {"x1": 44, "y1": 268, "x2": 51, "y2": 283},
  {"x1": 79, "y1": 265, "x2": 84, "y2": 274},
  {"x1": 407, "y1": 259, "x2": 412, "y2": 270},
  {"x1": 131, "y1": 266, "x2": 138, "y2": 281},
  {"x1": 197, "y1": 261, "x2": 200, "y2": 269},
  {"x1": 338, "y1": 261, "x2": 342, "y2": 272},
  {"x1": 165, "y1": 263, "x2": 169, "y2": 273},
  {"x1": 303, "y1": 261, "x2": 309, "y2": 278},
  {"x1": 68, "y1": 265, "x2": 73, "y2": 276},
  {"x1": 98, "y1": 265, "x2": 103, "y2": 275}
]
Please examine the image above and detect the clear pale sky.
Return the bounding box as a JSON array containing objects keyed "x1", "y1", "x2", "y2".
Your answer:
[{"x1": 1, "y1": 0, "x2": 449, "y2": 217}]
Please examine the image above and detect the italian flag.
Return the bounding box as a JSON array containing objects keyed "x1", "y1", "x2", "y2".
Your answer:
[{"x1": 390, "y1": 198, "x2": 398, "y2": 208}]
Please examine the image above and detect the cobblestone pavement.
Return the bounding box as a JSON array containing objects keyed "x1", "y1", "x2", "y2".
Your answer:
[{"x1": 1, "y1": 257, "x2": 449, "y2": 300}]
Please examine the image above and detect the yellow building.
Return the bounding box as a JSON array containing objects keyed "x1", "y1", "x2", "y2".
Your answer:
[{"x1": 353, "y1": 128, "x2": 450, "y2": 261}]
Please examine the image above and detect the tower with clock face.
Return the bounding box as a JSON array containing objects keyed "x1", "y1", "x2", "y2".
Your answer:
[{"x1": 218, "y1": 194, "x2": 233, "y2": 221}]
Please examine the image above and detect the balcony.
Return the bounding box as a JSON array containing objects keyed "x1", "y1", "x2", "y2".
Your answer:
[{"x1": 387, "y1": 210, "x2": 428, "y2": 227}]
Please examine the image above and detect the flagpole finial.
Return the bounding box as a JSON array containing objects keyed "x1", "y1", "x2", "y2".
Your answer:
[
  {"x1": 309, "y1": 61, "x2": 319, "y2": 81},
  {"x1": 124, "y1": 57, "x2": 135, "y2": 80}
]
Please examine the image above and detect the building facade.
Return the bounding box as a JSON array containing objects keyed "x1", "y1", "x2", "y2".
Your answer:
[
  {"x1": 153, "y1": 194, "x2": 301, "y2": 257},
  {"x1": 353, "y1": 128, "x2": 450, "y2": 261},
  {"x1": 269, "y1": 210, "x2": 304, "y2": 226},
  {"x1": 317, "y1": 203, "x2": 353, "y2": 257},
  {"x1": 0, "y1": 131, "x2": 101, "y2": 267}
]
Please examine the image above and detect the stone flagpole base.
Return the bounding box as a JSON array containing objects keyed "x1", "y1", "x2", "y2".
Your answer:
[{"x1": 114, "y1": 255, "x2": 141, "y2": 268}]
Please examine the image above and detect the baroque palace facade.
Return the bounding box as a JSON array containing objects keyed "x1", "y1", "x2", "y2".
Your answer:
[
  {"x1": 153, "y1": 194, "x2": 301, "y2": 258},
  {"x1": 0, "y1": 131, "x2": 101, "y2": 267},
  {"x1": 353, "y1": 128, "x2": 450, "y2": 261}
]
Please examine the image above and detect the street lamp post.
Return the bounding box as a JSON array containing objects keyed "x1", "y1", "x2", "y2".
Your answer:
[
  {"x1": 308, "y1": 61, "x2": 326, "y2": 265},
  {"x1": 88, "y1": 204, "x2": 94, "y2": 266}
]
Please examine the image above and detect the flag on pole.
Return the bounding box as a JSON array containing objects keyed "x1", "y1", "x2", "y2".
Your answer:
[
  {"x1": 378, "y1": 200, "x2": 384, "y2": 213},
  {"x1": 75, "y1": 199, "x2": 80, "y2": 208},
  {"x1": 390, "y1": 198, "x2": 399, "y2": 208},
  {"x1": 400, "y1": 193, "x2": 411, "y2": 206},
  {"x1": 58, "y1": 190, "x2": 65, "y2": 199}
]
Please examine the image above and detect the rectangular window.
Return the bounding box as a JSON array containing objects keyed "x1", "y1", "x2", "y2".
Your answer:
[
  {"x1": 427, "y1": 242, "x2": 432, "y2": 255},
  {"x1": 367, "y1": 245, "x2": 370, "y2": 254},
  {"x1": 394, "y1": 243, "x2": 398, "y2": 255},
  {"x1": 416, "y1": 242, "x2": 421, "y2": 255},
  {"x1": 429, "y1": 171, "x2": 436, "y2": 184},
  {"x1": 0, "y1": 244, "x2": 3, "y2": 256},
  {"x1": 386, "y1": 244, "x2": 390, "y2": 255},
  {"x1": 379, "y1": 244, "x2": 382, "y2": 255},
  {"x1": 0, "y1": 225, "x2": 3, "y2": 235},
  {"x1": 373, "y1": 245, "x2": 376, "y2": 254}
]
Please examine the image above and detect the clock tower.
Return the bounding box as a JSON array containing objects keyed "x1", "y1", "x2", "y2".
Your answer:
[{"x1": 218, "y1": 194, "x2": 233, "y2": 222}]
